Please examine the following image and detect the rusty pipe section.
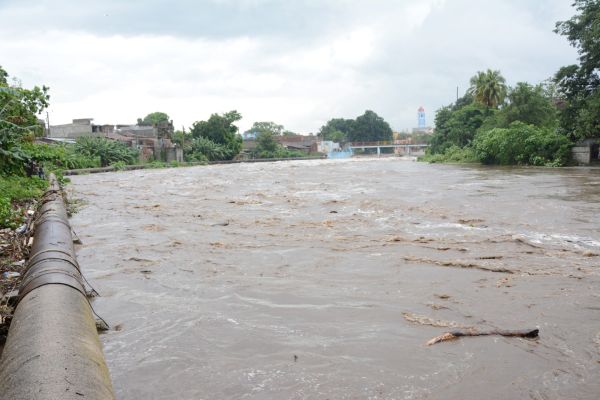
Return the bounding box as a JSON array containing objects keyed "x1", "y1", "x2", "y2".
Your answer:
[{"x1": 0, "y1": 174, "x2": 115, "y2": 400}]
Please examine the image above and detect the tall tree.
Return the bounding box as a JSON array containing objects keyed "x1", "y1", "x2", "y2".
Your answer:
[
  {"x1": 468, "y1": 69, "x2": 507, "y2": 109},
  {"x1": 137, "y1": 111, "x2": 170, "y2": 126},
  {"x1": 0, "y1": 66, "x2": 8, "y2": 86},
  {"x1": 554, "y1": 0, "x2": 600, "y2": 139},
  {"x1": 0, "y1": 66, "x2": 50, "y2": 173},
  {"x1": 249, "y1": 121, "x2": 284, "y2": 136},
  {"x1": 255, "y1": 130, "x2": 280, "y2": 154},
  {"x1": 319, "y1": 118, "x2": 355, "y2": 142},
  {"x1": 190, "y1": 111, "x2": 242, "y2": 159},
  {"x1": 348, "y1": 110, "x2": 393, "y2": 142},
  {"x1": 502, "y1": 82, "x2": 558, "y2": 128}
]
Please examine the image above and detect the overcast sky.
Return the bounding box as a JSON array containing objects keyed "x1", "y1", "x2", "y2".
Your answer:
[{"x1": 0, "y1": 0, "x2": 579, "y2": 133}]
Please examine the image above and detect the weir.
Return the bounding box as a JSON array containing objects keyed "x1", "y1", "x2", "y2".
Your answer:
[{"x1": 0, "y1": 175, "x2": 114, "y2": 400}]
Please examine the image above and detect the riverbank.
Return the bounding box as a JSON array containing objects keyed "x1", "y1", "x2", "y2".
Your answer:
[
  {"x1": 0, "y1": 179, "x2": 43, "y2": 350},
  {"x1": 62, "y1": 155, "x2": 326, "y2": 176}
]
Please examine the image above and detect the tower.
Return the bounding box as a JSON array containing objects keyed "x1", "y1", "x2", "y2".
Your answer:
[{"x1": 417, "y1": 106, "x2": 426, "y2": 129}]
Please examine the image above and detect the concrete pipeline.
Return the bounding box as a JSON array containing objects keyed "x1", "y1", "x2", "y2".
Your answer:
[{"x1": 0, "y1": 175, "x2": 115, "y2": 399}]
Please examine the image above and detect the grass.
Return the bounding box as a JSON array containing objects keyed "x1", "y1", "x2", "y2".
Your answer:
[{"x1": 0, "y1": 175, "x2": 47, "y2": 228}]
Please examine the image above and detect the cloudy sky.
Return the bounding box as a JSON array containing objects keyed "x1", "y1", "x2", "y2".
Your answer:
[{"x1": 0, "y1": 0, "x2": 579, "y2": 133}]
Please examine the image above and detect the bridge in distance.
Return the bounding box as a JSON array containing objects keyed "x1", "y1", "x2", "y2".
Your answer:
[{"x1": 347, "y1": 141, "x2": 429, "y2": 157}]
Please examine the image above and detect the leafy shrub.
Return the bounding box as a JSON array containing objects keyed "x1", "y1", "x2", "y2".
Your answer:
[
  {"x1": 112, "y1": 161, "x2": 127, "y2": 170},
  {"x1": 420, "y1": 145, "x2": 478, "y2": 163},
  {"x1": 20, "y1": 142, "x2": 100, "y2": 170},
  {"x1": 473, "y1": 121, "x2": 571, "y2": 166},
  {"x1": 75, "y1": 137, "x2": 139, "y2": 167},
  {"x1": 189, "y1": 137, "x2": 231, "y2": 161}
]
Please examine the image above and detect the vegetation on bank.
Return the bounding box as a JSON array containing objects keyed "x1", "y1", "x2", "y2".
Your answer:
[
  {"x1": 1, "y1": 66, "x2": 50, "y2": 228},
  {"x1": 423, "y1": 1, "x2": 599, "y2": 166},
  {"x1": 0, "y1": 176, "x2": 46, "y2": 228},
  {"x1": 318, "y1": 110, "x2": 393, "y2": 143},
  {"x1": 0, "y1": 66, "x2": 142, "y2": 228}
]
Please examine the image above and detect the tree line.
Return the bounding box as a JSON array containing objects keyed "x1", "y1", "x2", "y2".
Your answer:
[{"x1": 425, "y1": 0, "x2": 599, "y2": 166}]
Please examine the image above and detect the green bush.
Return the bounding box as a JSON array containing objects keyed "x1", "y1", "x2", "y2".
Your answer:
[
  {"x1": 420, "y1": 145, "x2": 479, "y2": 163},
  {"x1": 473, "y1": 121, "x2": 571, "y2": 166},
  {"x1": 20, "y1": 142, "x2": 100, "y2": 170},
  {"x1": 188, "y1": 137, "x2": 232, "y2": 161},
  {"x1": 112, "y1": 161, "x2": 127, "y2": 170},
  {"x1": 253, "y1": 131, "x2": 310, "y2": 159},
  {"x1": 75, "y1": 137, "x2": 139, "y2": 167}
]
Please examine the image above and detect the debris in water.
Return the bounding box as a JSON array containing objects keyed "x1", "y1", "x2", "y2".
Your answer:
[
  {"x1": 402, "y1": 312, "x2": 465, "y2": 328},
  {"x1": 496, "y1": 277, "x2": 513, "y2": 288},
  {"x1": 426, "y1": 328, "x2": 539, "y2": 346},
  {"x1": 402, "y1": 255, "x2": 515, "y2": 274},
  {"x1": 128, "y1": 257, "x2": 154, "y2": 263},
  {"x1": 212, "y1": 221, "x2": 230, "y2": 227},
  {"x1": 96, "y1": 319, "x2": 110, "y2": 332},
  {"x1": 427, "y1": 303, "x2": 449, "y2": 310}
]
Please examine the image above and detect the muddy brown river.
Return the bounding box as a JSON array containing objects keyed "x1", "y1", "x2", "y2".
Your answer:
[{"x1": 68, "y1": 159, "x2": 600, "y2": 399}]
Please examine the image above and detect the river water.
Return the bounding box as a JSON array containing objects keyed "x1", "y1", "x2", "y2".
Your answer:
[{"x1": 68, "y1": 159, "x2": 600, "y2": 399}]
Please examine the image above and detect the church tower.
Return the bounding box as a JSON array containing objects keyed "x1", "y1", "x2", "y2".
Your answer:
[{"x1": 417, "y1": 106, "x2": 426, "y2": 129}]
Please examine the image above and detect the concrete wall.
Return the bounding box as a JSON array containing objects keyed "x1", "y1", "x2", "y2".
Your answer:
[
  {"x1": 165, "y1": 147, "x2": 183, "y2": 163},
  {"x1": 118, "y1": 126, "x2": 157, "y2": 138},
  {"x1": 49, "y1": 122, "x2": 96, "y2": 138},
  {"x1": 572, "y1": 146, "x2": 592, "y2": 165}
]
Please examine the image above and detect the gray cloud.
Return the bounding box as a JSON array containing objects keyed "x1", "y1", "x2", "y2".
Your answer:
[{"x1": 0, "y1": 0, "x2": 579, "y2": 132}]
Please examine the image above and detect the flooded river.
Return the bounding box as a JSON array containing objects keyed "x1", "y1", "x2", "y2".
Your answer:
[{"x1": 68, "y1": 159, "x2": 600, "y2": 399}]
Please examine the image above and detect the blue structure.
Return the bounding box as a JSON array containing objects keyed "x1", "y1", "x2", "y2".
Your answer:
[
  {"x1": 328, "y1": 148, "x2": 353, "y2": 159},
  {"x1": 418, "y1": 106, "x2": 426, "y2": 129},
  {"x1": 242, "y1": 130, "x2": 258, "y2": 140}
]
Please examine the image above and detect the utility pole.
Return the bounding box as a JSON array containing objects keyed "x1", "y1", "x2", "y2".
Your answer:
[
  {"x1": 46, "y1": 111, "x2": 50, "y2": 137},
  {"x1": 456, "y1": 86, "x2": 459, "y2": 102}
]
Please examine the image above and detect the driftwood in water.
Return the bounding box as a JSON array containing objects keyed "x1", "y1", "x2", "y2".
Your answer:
[{"x1": 426, "y1": 328, "x2": 539, "y2": 346}]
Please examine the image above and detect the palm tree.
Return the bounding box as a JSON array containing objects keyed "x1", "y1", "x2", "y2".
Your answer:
[{"x1": 468, "y1": 69, "x2": 507, "y2": 108}]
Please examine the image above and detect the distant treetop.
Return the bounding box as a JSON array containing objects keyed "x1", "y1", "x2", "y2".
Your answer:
[{"x1": 137, "y1": 111, "x2": 170, "y2": 126}]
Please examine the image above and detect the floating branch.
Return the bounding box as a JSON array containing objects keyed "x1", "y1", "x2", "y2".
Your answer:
[{"x1": 426, "y1": 328, "x2": 539, "y2": 346}]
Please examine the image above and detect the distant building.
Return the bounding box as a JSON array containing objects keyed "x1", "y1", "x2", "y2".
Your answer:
[
  {"x1": 418, "y1": 106, "x2": 426, "y2": 129},
  {"x1": 412, "y1": 106, "x2": 433, "y2": 134},
  {"x1": 241, "y1": 134, "x2": 318, "y2": 155},
  {"x1": 275, "y1": 135, "x2": 317, "y2": 153},
  {"x1": 48, "y1": 117, "x2": 182, "y2": 163},
  {"x1": 48, "y1": 118, "x2": 118, "y2": 138},
  {"x1": 49, "y1": 118, "x2": 97, "y2": 138}
]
